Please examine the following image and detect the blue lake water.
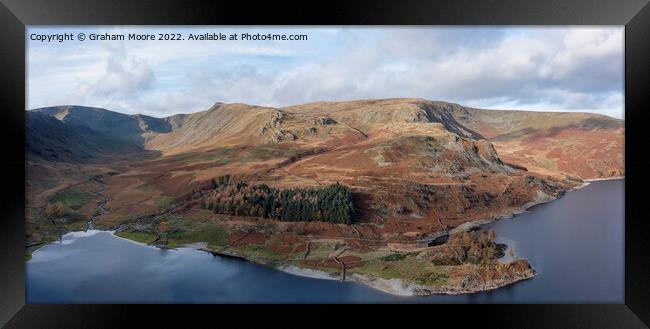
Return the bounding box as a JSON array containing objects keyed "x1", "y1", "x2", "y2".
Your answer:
[{"x1": 26, "y1": 179, "x2": 624, "y2": 303}]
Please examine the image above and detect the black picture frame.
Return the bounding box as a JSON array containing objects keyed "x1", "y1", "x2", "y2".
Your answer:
[{"x1": 1, "y1": 0, "x2": 648, "y2": 327}]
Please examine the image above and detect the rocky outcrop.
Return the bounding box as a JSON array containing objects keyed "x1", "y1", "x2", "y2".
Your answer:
[
  {"x1": 258, "y1": 111, "x2": 300, "y2": 143},
  {"x1": 303, "y1": 127, "x2": 318, "y2": 135},
  {"x1": 269, "y1": 130, "x2": 297, "y2": 143},
  {"x1": 259, "y1": 111, "x2": 286, "y2": 135},
  {"x1": 312, "y1": 116, "x2": 337, "y2": 125}
]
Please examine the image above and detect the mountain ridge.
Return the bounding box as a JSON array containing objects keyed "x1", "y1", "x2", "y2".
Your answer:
[
  {"x1": 30, "y1": 98, "x2": 623, "y2": 126},
  {"x1": 27, "y1": 98, "x2": 623, "y2": 180}
]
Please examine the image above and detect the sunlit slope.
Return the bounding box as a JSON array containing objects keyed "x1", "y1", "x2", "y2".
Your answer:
[
  {"x1": 446, "y1": 106, "x2": 624, "y2": 179},
  {"x1": 26, "y1": 99, "x2": 622, "y2": 231}
]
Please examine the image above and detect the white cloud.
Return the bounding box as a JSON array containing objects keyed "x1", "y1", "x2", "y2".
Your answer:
[
  {"x1": 27, "y1": 26, "x2": 624, "y2": 119},
  {"x1": 92, "y1": 56, "x2": 155, "y2": 96}
]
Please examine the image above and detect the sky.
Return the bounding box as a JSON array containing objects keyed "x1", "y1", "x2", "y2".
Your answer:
[{"x1": 27, "y1": 26, "x2": 624, "y2": 119}]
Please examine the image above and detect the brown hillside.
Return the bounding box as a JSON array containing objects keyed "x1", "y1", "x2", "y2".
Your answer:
[
  {"x1": 446, "y1": 105, "x2": 624, "y2": 179},
  {"x1": 26, "y1": 98, "x2": 622, "y2": 242}
]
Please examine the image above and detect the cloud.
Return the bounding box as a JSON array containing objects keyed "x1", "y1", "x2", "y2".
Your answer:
[
  {"x1": 260, "y1": 27, "x2": 623, "y2": 117},
  {"x1": 27, "y1": 26, "x2": 624, "y2": 119},
  {"x1": 92, "y1": 56, "x2": 155, "y2": 96}
]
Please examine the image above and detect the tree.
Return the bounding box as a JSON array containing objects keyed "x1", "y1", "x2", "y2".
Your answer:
[
  {"x1": 487, "y1": 228, "x2": 496, "y2": 242},
  {"x1": 159, "y1": 221, "x2": 172, "y2": 244},
  {"x1": 44, "y1": 202, "x2": 65, "y2": 219},
  {"x1": 200, "y1": 176, "x2": 355, "y2": 224},
  {"x1": 482, "y1": 246, "x2": 496, "y2": 265},
  {"x1": 461, "y1": 232, "x2": 472, "y2": 249}
]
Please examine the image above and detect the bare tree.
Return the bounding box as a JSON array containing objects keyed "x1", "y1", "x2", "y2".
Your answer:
[
  {"x1": 158, "y1": 221, "x2": 171, "y2": 243},
  {"x1": 487, "y1": 228, "x2": 496, "y2": 242},
  {"x1": 44, "y1": 202, "x2": 65, "y2": 219}
]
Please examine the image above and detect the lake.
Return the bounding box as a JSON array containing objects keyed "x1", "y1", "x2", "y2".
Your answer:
[{"x1": 26, "y1": 179, "x2": 624, "y2": 303}]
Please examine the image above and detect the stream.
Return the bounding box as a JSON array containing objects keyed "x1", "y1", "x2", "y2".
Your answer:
[{"x1": 86, "y1": 178, "x2": 108, "y2": 231}]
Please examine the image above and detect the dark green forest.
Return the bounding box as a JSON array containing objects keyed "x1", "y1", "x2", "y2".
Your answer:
[{"x1": 199, "y1": 175, "x2": 354, "y2": 224}]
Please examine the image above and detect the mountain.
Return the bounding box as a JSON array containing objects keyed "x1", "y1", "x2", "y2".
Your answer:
[
  {"x1": 283, "y1": 98, "x2": 483, "y2": 139},
  {"x1": 286, "y1": 99, "x2": 624, "y2": 179},
  {"x1": 25, "y1": 98, "x2": 624, "y2": 295},
  {"x1": 445, "y1": 105, "x2": 624, "y2": 178},
  {"x1": 26, "y1": 99, "x2": 623, "y2": 224},
  {"x1": 32, "y1": 105, "x2": 171, "y2": 150},
  {"x1": 25, "y1": 111, "x2": 141, "y2": 163},
  {"x1": 27, "y1": 99, "x2": 623, "y2": 178}
]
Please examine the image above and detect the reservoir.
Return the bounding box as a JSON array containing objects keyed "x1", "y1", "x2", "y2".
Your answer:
[{"x1": 26, "y1": 179, "x2": 624, "y2": 303}]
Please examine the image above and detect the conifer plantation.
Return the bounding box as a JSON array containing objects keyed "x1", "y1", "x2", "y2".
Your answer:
[{"x1": 199, "y1": 175, "x2": 354, "y2": 224}]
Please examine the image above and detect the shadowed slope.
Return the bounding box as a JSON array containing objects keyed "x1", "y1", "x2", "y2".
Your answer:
[
  {"x1": 33, "y1": 105, "x2": 171, "y2": 148},
  {"x1": 26, "y1": 111, "x2": 138, "y2": 163}
]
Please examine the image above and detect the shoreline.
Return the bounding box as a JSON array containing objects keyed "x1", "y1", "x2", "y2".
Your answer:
[
  {"x1": 447, "y1": 176, "x2": 623, "y2": 236},
  {"x1": 584, "y1": 176, "x2": 624, "y2": 182},
  {"x1": 277, "y1": 263, "x2": 536, "y2": 296},
  {"x1": 27, "y1": 178, "x2": 621, "y2": 297},
  {"x1": 363, "y1": 178, "x2": 620, "y2": 295},
  {"x1": 448, "y1": 189, "x2": 558, "y2": 235},
  {"x1": 57, "y1": 229, "x2": 537, "y2": 297},
  {"x1": 29, "y1": 227, "x2": 537, "y2": 298},
  {"x1": 22, "y1": 186, "x2": 566, "y2": 296}
]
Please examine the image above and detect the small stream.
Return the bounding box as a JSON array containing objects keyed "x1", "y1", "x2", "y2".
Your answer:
[
  {"x1": 86, "y1": 179, "x2": 108, "y2": 231},
  {"x1": 26, "y1": 179, "x2": 624, "y2": 303}
]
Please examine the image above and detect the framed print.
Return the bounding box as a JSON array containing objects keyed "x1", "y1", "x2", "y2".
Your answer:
[{"x1": 0, "y1": 0, "x2": 649, "y2": 328}]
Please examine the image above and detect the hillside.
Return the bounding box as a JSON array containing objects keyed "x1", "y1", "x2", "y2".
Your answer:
[
  {"x1": 25, "y1": 98, "x2": 624, "y2": 296},
  {"x1": 26, "y1": 111, "x2": 114, "y2": 163},
  {"x1": 33, "y1": 105, "x2": 171, "y2": 149},
  {"x1": 27, "y1": 99, "x2": 604, "y2": 231},
  {"x1": 446, "y1": 105, "x2": 624, "y2": 179},
  {"x1": 29, "y1": 99, "x2": 623, "y2": 181},
  {"x1": 25, "y1": 109, "x2": 161, "y2": 208},
  {"x1": 144, "y1": 102, "x2": 361, "y2": 154},
  {"x1": 283, "y1": 98, "x2": 483, "y2": 139},
  {"x1": 26, "y1": 99, "x2": 623, "y2": 222},
  {"x1": 284, "y1": 98, "x2": 624, "y2": 179}
]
